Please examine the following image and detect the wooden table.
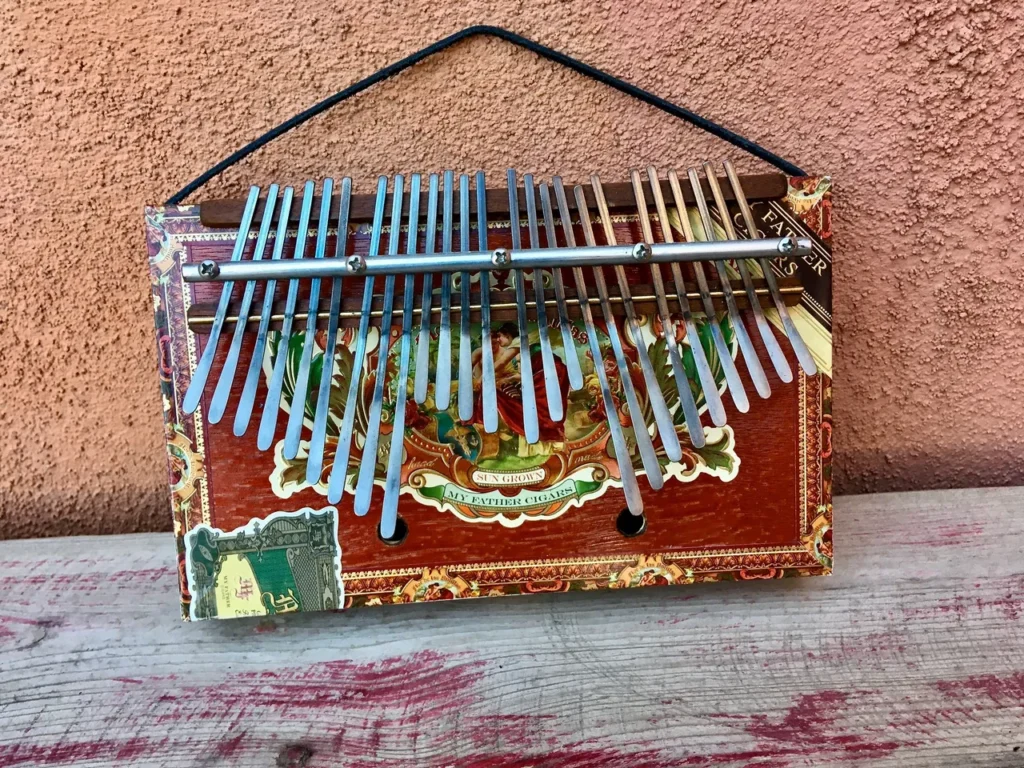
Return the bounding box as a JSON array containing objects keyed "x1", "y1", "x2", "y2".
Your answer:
[{"x1": 1, "y1": 487, "x2": 1022, "y2": 767}]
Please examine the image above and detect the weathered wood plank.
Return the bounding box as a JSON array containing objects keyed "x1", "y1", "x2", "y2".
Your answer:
[{"x1": 1, "y1": 487, "x2": 1023, "y2": 767}]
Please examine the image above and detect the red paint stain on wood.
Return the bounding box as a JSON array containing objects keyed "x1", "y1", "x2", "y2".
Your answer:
[
  {"x1": 699, "y1": 690, "x2": 904, "y2": 765},
  {"x1": 411, "y1": 745, "x2": 671, "y2": 768},
  {"x1": 907, "y1": 521, "x2": 985, "y2": 547},
  {"x1": 0, "y1": 738, "x2": 161, "y2": 767},
  {"x1": 0, "y1": 568, "x2": 174, "y2": 594},
  {"x1": 147, "y1": 649, "x2": 485, "y2": 721},
  {"x1": 936, "y1": 672, "x2": 1024, "y2": 706},
  {"x1": 901, "y1": 577, "x2": 1024, "y2": 621},
  {"x1": 216, "y1": 732, "x2": 247, "y2": 759}
]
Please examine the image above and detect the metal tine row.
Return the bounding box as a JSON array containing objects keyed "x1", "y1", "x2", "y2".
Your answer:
[
  {"x1": 235, "y1": 186, "x2": 295, "y2": 437},
  {"x1": 642, "y1": 172, "x2": 727, "y2": 428},
  {"x1": 723, "y1": 160, "x2": 817, "y2": 376},
  {"x1": 506, "y1": 170, "x2": 541, "y2": 444},
  {"x1": 382, "y1": 175, "x2": 422, "y2": 538},
  {"x1": 413, "y1": 174, "x2": 440, "y2": 406},
  {"x1": 434, "y1": 171, "x2": 454, "y2": 411},
  {"x1": 354, "y1": 174, "x2": 406, "y2": 517},
  {"x1": 258, "y1": 182, "x2": 316, "y2": 450},
  {"x1": 661, "y1": 168, "x2": 748, "y2": 412},
  {"x1": 305, "y1": 178, "x2": 352, "y2": 483},
  {"x1": 587, "y1": 177, "x2": 686, "y2": 452},
  {"x1": 629, "y1": 170, "x2": 712, "y2": 440},
  {"x1": 542, "y1": 178, "x2": 644, "y2": 512},
  {"x1": 687, "y1": 167, "x2": 772, "y2": 401},
  {"x1": 457, "y1": 174, "x2": 474, "y2": 422},
  {"x1": 549, "y1": 179, "x2": 663, "y2": 504},
  {"x1": 284, "y1": 181, "x2": 335, "y2": 459},
  {"x1": 182, "y1": 163, "x2": 817, "y2": 527},
  {"x1": 181, "y1": 186, "x2": 260, "y2": 416},
  {"x1": 209, "y1": 184, "x2": 279, "y2": 424},
  {"x1": 327, "y1": 176, "x2": 388, "y2": 505},
  {"x1": 476, "y1": 172, "x2": 499, "y2": 434},
  {"x1": 702, "y1": 164, "x2": 792, "y2": 383},
  {"x1": 523, "y1": 174, "x2": 565, "y2": 422}
]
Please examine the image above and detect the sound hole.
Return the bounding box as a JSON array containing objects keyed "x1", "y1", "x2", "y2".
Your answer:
[
  {"x1": 616, "y1": 508, "x2": 647, "y2": 538},
  {"x1": 378, "y1": 516, "x2": 409, "y2": 546}
]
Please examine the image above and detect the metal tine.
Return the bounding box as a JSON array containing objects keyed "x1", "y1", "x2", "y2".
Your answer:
[
  {"x1": 283, "y1": 179, "x2": 334, "y2": 459},
  {"x1": 667, "y1": 170, "x2": 750, "y2": 413},
  {"x1": 476, "y1": 171, "x2": 499, "y2": 434},
  {"x1": 305, "y1": 177, "x2": 353, "y2": 485},
  {"x1": 589, "y1": 175, "x2": 683, "y2": 456},
  {"x1": 506, "y1": 169, "x2": 541, "y2": 444},
  {"x1": 234, "y1": 185, "x2": 295, "y2": 437},
  {"x1": 457, "y1": 174, "x2": 475, "y2": 422},
  {"x1": 257, "y1": 182, "x2": 316, "y2": 450},
  {"x1": 646, "y1": 166, "x2": 727, "y2": 429},
  {"x1": 541, "y1": 192, "x2": 585, "y2": 393},
  {"x1": 326, "y1": 176, "x2": 389, "y2": 505},
  {"x1": 355, "y1": 174, "x2": 405, "y2": 517},
  {"x1": 413, "y1": 174, "x2": 440, "y2": 404},
  {"x1": 551, "y1": 178, "x2": 663, "y2": 493},
  {"x1": 523, "y1": 174, "x2": 565, "y2": 423},
  {"x1": 629, "y1": 170, "x2": 712, "y2": 434},
  {"x1": 434, "y1": 170, "x2": 454, "y2": 411},
  {"x1": 724, "y1": 159, "x2": 817, "y2": 376},
  {"x1": 382, "y1": 173, "x2": 421, "y2": 538},
  {"x1": 703, "y1": 162, "x2": 792, "y2": 383},
  {"x1": 208, "y1": 184, "x2": 280, "y2": 424},
  {"x1": 687, "y1": 166, "x2": 771, "y2": 400},
  {"x1": 182, "y1": 185, "x2": 260, "y2": 415}
]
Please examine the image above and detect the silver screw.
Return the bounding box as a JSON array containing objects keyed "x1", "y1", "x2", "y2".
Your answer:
[
  {"x1": 198, "y1": 260, "x2": 219, "y2": 278},
  {"x1": 491, "y1": 248, "x2": 510, "y2": 267},
  {"x1": 631, "y1": 242, "x2": 652, "y2": 262},
  {"x1": 778, "y1": 236, "x2": 797, "y2": 255},
  {"x1": 347, "y1": 254, "x2": 366, "y2": 273}
]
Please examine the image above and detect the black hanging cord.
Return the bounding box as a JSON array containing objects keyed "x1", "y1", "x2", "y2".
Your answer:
[{"x1": 166, "y1": 24, "x2": 805, "y2": 205}]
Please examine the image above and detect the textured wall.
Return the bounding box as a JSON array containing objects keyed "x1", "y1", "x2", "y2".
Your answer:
[{"x1": 1, "y1": 0, "x2": 1022, "y2": 539}]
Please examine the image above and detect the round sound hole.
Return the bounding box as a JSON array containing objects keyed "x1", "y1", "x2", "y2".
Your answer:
[
  {"x1": 378, "y1": 516, "x2": 409, "y2": 546},
  {"x1": 616, "y1": 508, "x2": 647, "y2": 538}
]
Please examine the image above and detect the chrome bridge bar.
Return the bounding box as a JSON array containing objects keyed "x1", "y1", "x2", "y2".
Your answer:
[{"x1": 183, "y1": 236, "x2": 810, "y2": 283}]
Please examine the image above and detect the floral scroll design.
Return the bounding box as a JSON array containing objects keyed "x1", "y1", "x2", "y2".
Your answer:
[
  {"x1": 612, "y1": 555, "x2": 695, "y2": 589},
  {"x1": 393, "y1": 568, "x2": 478, "y2": 603},
  {"x1": 786, "y1": 177, "x2": 833, "y2": 243},
  {"x1": 803, "y1": 505, "x2": 833, "y2": 571}
]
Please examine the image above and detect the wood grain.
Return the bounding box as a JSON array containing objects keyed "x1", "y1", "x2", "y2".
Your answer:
[{"x1": 2, "y1": 487, "x2": 1023, "y2": 766}]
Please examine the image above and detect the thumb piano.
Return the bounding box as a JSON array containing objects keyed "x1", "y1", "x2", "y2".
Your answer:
[{"x1": 148, "y1": 162, "x2": 833, "y2": 620}]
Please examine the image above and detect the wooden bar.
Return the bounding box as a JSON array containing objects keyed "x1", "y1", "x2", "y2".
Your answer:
[
  {"x1": 1, "y1": 487, "x2": 1021, "y2": 765},
  {"x1": 199, "y1": 173, "x2": 789, "y2": 228}
]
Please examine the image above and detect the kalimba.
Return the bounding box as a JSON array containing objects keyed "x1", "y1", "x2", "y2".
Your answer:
[{"x1": 148, "y1": 159, "x2": 833, "y2": 620}]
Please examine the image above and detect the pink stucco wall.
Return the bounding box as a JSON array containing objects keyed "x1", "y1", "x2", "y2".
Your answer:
[{"x1": 1, "y1": 1, "x2": 1022, "y2": 538}]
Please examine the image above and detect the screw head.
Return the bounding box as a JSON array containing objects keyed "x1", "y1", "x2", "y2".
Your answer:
[
  {"x1": 198, "y1": 260, "x2": 219, "y2": 278},
  {"x1": 491, "y1": 248, "x2": 510, "y2": 267},
  {"x1": 778, "y1": 236, "x2": 797, "y2": 255},
  {"x1": 632, "y1": 242, "x2": 652, "y2": 262},
  {"x1": 347, "y1": 254, "x2": 366, "y2": 273}
]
